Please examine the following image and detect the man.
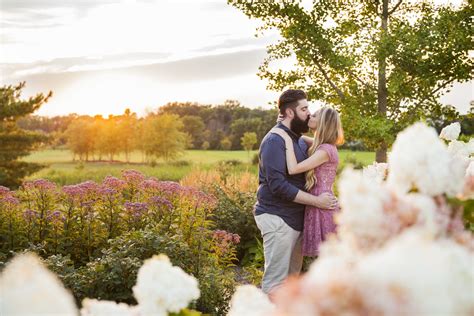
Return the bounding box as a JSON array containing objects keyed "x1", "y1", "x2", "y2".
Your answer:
[{"x1": 254, "y1": 89, "x2": 338, "y2": 297}]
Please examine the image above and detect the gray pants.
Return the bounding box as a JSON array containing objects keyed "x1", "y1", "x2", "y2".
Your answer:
[{"x1": 255, "y1": 213, "x2": 303, "y2": 294}]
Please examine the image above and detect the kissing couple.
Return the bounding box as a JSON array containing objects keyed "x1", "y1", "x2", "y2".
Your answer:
[{"x1": 254, "y1": 89, "x2": 344, "y2": 299}]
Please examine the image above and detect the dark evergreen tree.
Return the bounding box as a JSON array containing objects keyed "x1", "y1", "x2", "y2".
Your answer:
[{"x1": 0, "y1": 82, "x2": 52, "y2": 188}]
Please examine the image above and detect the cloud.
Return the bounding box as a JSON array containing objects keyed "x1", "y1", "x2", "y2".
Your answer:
[
  {"x1": 194, "y1": 35, "x2": 276, "y2": 54},
  {"x1": 1, "y1": 47, "x2": 470, "y2": 116},
  {"x1": 0, "y1": 43, "x2": 272, "y2": 79},
  {"x1": 0, "y1": 48, "x2": 275, "y2": 116},
  {"x1": 0, "y1": 52, "x2": 172, "y2": 78},
  {"x1": 2, "y1": 48, "x2": 267, "y2": 85},
  {"x1": 0, "y1": 0, "x2": 117, "y2": 11},
  {"x1": 0, "y1": 0, "x2": 267, "y2": 63}
]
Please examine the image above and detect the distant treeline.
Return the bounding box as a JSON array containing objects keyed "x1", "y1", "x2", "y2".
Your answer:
[
  {"x1": 17, "y1": 100, "x2": 281, "y2": 160},
  {"x1": 156, "y1": 100, "x2": 280, "y2": 150},
  {"x1": 17, "y1": 100, "x2": 473, "y2": 161}
]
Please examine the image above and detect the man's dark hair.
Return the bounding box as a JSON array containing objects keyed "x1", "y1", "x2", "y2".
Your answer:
[{"x1": 278, "y1": 89, "x2": 307, "y2": 115}]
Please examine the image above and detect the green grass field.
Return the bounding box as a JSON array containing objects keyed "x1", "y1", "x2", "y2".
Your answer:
[
  {"x1": 22, "y1": 149, "x2": 260, "y2": 165},
  {"x1": 23, "y1": 149, "x2": 375, "y2": 185}
]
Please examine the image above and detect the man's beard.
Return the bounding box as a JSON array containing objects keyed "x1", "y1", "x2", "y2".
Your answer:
[{"x1": 290, "y1": 115, "x2": 310, "y2": 135}]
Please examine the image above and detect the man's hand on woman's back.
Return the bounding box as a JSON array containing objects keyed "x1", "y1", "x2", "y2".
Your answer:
[{"x1": 314, "y1": 192, "x2": 338, "y2": 210}]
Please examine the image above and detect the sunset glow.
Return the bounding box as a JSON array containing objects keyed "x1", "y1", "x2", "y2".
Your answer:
[{"x1": 0, "y1": 0, "x2": 471, "y2": 116}]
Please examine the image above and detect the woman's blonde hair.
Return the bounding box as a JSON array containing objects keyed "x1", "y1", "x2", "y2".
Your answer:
[{"x1": 305, "y1": 107, "x2": 344, "y2": 191}]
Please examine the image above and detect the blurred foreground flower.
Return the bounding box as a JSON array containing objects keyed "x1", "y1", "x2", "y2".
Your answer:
[
  {"x1": 439, "y1": 122, "x2": 461, "y2": 141},
  {"x1": 0, "y1": 253, "x2": 77, "y2": 315},
  {"x1": 0, "y1": 253, "x2": 201, "y2": 316},
  {"x1": 228, "y1": 285, "x2": 275, "y2": 316},
  {"x1": 226, "y1": 122, "x2": 473, "y2": 316},
  {"x1": 133, "y1": 254, "x2": 200, "y2": 316}
]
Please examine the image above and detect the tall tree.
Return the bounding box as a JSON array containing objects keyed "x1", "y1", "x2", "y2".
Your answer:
[
  {"x1": 117, "y1": 109, "x2": 138, "y2": 162},
  {"x1": 65, "y1": 117, "x2": 96, "y2": 161},
  {"x1": 94, "y1": 116, "x2": 122, "y2": 161},
  {"x1": 142, "y1": 114, "x2": 187, "y2": 161},
  {"x1": 229, "y1": 0, "x2": 472, "y2": 161},
  {"x1": 231, "y1": 117, "x2": 264, "y2": 150},
  {"x1": 0, "y1": 82, "x2": 52, "y2": 188},
  {"x1": 241, "y1": 132, "x2": 257, "y2": 161},
  {"x1": 181, "y1": 115, "x2": 206, "y2": 149}
]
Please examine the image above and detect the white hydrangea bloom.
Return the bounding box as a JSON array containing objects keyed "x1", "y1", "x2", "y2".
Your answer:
[
  {"x1": 304, "y1": 240, "x2": 356, "y2": 286},
  {"x1": 447, "y1": 140, "x2": 474, "y2": 160},
  {"x1": 356, "y1": 229, "x2": 474, "y2": 316},
  {"x1": 362, "y1": 162, "x2": 388, "y2": 183},
  {"x1": 0, "y1": 253, "x2": 77, "y2": 316},
  {"x1": 446, "y1": 154, "x2": 470, "y2": 196},
  {"x1": 337, "y1": 168, "x2": 396, "y2": 249},
  {"x1": 132, "y1": 254, "x2": 200, "y2": 316},
  {"x1": 227, "y1": 285, "x2": 275, "y2": 316},
  {"x1": 337, "y1": 168, "x2": 453, "y2": 251},
  {"x1": 387, "y1": 122, "x2": 464, "y2": 196},
  {"x1": 402, "y1": 193, "x2": 442, "y2": 235},
  {"x1": 468, "y1": 138, "x2": 474, "y2": 154},
  {"x1": 439, "y1": 122, "x2": 461, "y2": 141},
  {"x1": 467, "y1": 160, "x2": 474, "y2": 177},
  {"x1": 461, "y1": 160, "x2": 474, "y2": 199},
  {"x1": 81, "y1": 299, "x2": 137, "y2": 316}
]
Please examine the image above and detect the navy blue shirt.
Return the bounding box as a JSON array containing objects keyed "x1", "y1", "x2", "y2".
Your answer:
[{"x1": 254, "y1": 123, "x2": 308, "y2": 231}]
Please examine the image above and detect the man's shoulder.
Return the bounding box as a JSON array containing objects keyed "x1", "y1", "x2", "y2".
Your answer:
[
  {"x1": 261, "y1": 131, "x2": 285, "y2": 147},
  {"x1": 298, "y1": 137, "x2": 308, "y2": 149}
]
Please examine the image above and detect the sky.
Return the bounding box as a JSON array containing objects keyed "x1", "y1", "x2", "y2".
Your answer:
[{"x1": 0, "y1": 0, "x2": 471, "y2": 117}]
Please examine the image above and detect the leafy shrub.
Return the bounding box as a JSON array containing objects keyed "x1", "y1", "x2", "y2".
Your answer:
[
  {"x1": 170, "y1": 160, "x2": 191, "y2": 167},
  {"x1": 44, "y1": 228, "x2": 236, "y2": 315},
  {"x1": 180, "y1": 169, "x2": 259, "y2": 262},
  {"x1": 210, "y1": 186, "x2": 259, "y2": 260},
  {"x1": 252, "y1": 153, "x2": 259, "y2": 165}
]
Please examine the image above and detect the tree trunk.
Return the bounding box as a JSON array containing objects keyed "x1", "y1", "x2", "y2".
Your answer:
[
  {"x1": 376, "y1": 143, "x2": 387, "y2": 163},
  {"x1": 376, "y1": 0, "x2": 389, "y2": 163}
]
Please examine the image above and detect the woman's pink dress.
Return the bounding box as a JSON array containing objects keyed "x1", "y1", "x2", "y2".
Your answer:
[{"x1": 302, "y1": 143, "x2": 339, "y2": 257}]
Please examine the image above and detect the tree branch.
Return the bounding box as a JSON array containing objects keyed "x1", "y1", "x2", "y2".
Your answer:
[
  {"x1": 388, "y1": 0, "x2": 402, "y2": 16},
  {"x1": 412, "y1": 77, "x2": 457, "y2": 108},
  {"x1": 313, "y1": 59, "x2": 346, "y2": 101},
  {"x1": 431, "y1": 77, "x2": 457, "y2": 96},
  {"x1": 347, "y1": 70, "x2": 375, "y2": 90}
]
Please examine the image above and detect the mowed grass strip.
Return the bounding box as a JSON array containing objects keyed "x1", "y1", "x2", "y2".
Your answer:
[
  {"x1": 22, "y1": 149, "x2": 375, "y2": 185},
  {"x1": 23, "y1": 149, "x2": 259, "y2": 164}
]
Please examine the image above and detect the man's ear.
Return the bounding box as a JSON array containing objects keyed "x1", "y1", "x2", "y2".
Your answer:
[{"x1": 285, "y1": 108, "x2": 295, "y2": 119}]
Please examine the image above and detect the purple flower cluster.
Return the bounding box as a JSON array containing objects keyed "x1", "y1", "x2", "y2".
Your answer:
[
  {"x1": 80, "y1": 201, "x2": 94, "y2": 209},
  {"x1": 62, "y1": 184, "x2": 87, "y2": 200},
  {"x1": 149, "y1": 196, "x2": 173, "y2": 211},
  {"x1": 22, "y1": 209, "x2": 39, "y2": 221},
  {"x1": 139, "y1": 178, "x2": 161, "y2": 191},
  {"x1": 212, "y1": 230, "x2": 241, "y2": 256},
  {"x1": 23, "y1": 179, "x2": 57, "y2": 193},
  {"x1": 1, "y1": 195, "x2": 20, "y2": 206},
  {"x1": 213, "y1": 230, "x2": 241, "y2": 244},
  {"x1": 122, "y1": 170, "x2": 145, "y2": 185},
  {"x1": 97, "y1": 186, "x2": 119, "y2": 198},
  {"x1": 181, "y1": 187, "x2": 218, "y2": 209},
  {"x1": 78, "y1": 181, "x2": 100, "y2": 194},
  {"x1": 0, "y1": 185, "x2": 11, "y2": 196},
  {"x1": 46, "y1": 210, "x2": 66, "y2": 225},
  {"x1": 62, "y1": 181, "x2": 101, "y2": 200},
  {"x1": 155, "y1": 181, "x2": 183, "y2": 197},
  {"x1": 124, "y1": 202, "x2": 149, "y2": 218},
  {"x1": 196, "y1": 190, "x2": 218, "y2": 209},
  {"x1": 0, "y1": 185, "x2": 19, "y2": 207},
  {"x1": 10, "y1": 171, "x2": 222, "y2": 241},
  {"x1": 102, "y1": 176, "x2": 127, "y2": 191}
]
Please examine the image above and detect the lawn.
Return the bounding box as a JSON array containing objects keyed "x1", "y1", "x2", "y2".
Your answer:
[
  {"x1": 22, "y1": 149, "x2": 261, "y2": 165},
  {"x1": 22, "y1": 149, "x2": 375, "y2": 185}
]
